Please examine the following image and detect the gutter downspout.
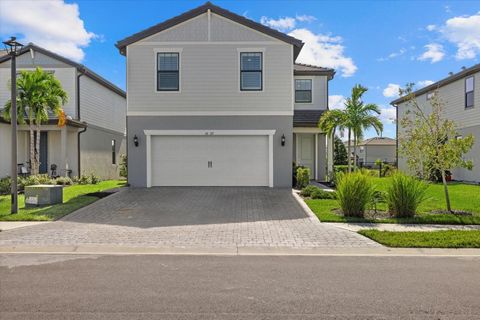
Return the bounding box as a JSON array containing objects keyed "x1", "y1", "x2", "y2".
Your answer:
[{"x1": 77, "y1": 69, "x2": 86, "y2": 176}]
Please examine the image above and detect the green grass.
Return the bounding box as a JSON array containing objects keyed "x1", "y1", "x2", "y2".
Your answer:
[
  {"x1": 0, "y1": 180, "x2": 126, "y2": 221},
  {"x1": 359, "y1": 229, "x2": 480, "y2": 248},
  {"x1": 307, "y1": 177, "x2": 480, "y2": 225}
]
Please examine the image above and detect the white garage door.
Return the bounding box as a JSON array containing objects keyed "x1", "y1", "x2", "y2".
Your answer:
[{"x1": 150, "y1": 135, "x2": 269, "y2": 186}]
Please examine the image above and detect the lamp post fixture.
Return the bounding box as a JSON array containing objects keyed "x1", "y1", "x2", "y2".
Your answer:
[{"x1": 3, "y1": 37, "x2": 24, "y2": 214}]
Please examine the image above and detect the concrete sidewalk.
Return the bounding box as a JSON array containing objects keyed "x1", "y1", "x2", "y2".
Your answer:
[{"x1": 0, "y1": 221, "x2": 51, "y2": 232}]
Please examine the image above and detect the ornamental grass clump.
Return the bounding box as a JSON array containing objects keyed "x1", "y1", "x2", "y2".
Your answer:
[
  {"x1": 385, "y1": 173, "x2": 428, "y2": 218},
  {"x1": 336, "y1": 171, "x2": 375, "y2": 217}
]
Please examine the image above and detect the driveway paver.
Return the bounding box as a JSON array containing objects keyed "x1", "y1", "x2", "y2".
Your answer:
[{"x1": 0, "y1": 187, "x2": 379, "y2": 249}]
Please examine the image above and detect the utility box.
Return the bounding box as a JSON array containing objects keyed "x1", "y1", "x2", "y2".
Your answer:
[{"x1": 25, "y1": 185, "x2": 63, "y2": 207}]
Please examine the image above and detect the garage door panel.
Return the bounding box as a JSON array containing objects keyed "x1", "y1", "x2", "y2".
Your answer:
[{"x1": 151, "y1": 135, "x2": 269, "y2": 186}]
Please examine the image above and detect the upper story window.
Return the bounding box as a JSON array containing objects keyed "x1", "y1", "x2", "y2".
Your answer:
[
  {"x1": 157, "y1": 52, "x2": 179, "y2": 91},
  {"x1": 465, "y1": 76, "x2": 474, "y2": 108},
  {"x1": 295, "y1": 79, "x2": 312, "y2": 103},
  {"x1": 240, "y1": 52, "x2": 262, "y2": 91}
]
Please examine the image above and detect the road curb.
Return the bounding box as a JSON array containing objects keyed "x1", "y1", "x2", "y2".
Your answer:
[{"x1": 291, "y1": 190, "x2": 321, "y2": 223}]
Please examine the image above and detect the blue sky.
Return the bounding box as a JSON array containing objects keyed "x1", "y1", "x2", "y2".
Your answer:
[{"x1": 1, "y1": 0, "x2": 479, "y2": 139}]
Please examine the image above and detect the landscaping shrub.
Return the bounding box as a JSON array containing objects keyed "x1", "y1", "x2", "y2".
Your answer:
[
  {"x1": 89, "y1": 173, "x2": 101, "y2": 185},
  {"x1": 21, "y1": 174, "x2": 54, "y2": 187},
  {"x1": 0, "y1": 177, "x2": 11, "y2": 195},
  {"x1": 296, "y1": 167, "x2": 310, "y2": 189},
  {"x1": 73, "y1": 173, "x2": 101, "y2": 185},
  {"x1": 385, "y1": 173, "x2": 428, "y2": 218},
  {"x1": 336, "y1": 171, "x2": 375, "y2": 217},
  {"x1": 119, "y1": 154, "x2": 127, "y2": 178},
  {"x1": 300, "y1": 185, "x2": 319, "y2": 197},
  {"x1": 311, "y1": 188, "x2": 337, "y2": 200},
  {"x1": 54, "y1": 176, "x2": 73, "y2": 186},
  {"x1": 334, "y1": 165, "x2": 349, "y2": 174}
]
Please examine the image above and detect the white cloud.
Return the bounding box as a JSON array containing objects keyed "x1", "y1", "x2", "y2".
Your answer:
[
  {"x1": 329, "y1": 95, "x2": 346, "y2": 110},
  {"x1": 426, "y1": 24, "x2": 437, "y2": 31},
  {"x1": 289, "y1": 28, "x2": 357, "y2": 77},
  {"x1": 0, "y1": 0, "x2": 96, "y2": 62},
  {"x1": 418, "y1": 43, "x2": 445, "y2": 63},
  {"x1": 441, "y1": 12, "x2": 480, "y2": 60},
  {"x1": 296, "y1": 14, "x2": 316, "y2": 23},
  {"x1": 378, "y1": 48, "x2": 406, "y2": 61},
  {"x1": 417, "y1": 80, "x2": 434, "y2": 88},
  {"x1": 260, "y1": 16, "x2": 296, "y2": 31},
  {"x1": 383, "y1": 83, "x2": 401, "y2": 98},
  {"x1": 379, "y1": 106, "x2": 396, "y2": 124}
]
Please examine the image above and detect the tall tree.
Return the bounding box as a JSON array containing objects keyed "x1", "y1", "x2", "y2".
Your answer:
[
  {"x1": 399, "y1": 84, "x2": 474, "y2": 212},
  {"x1": 344, "y1": 84, "x2": 383, "y2": 169},
  {"x1": 333, "y1": 135, "x2": 348, "y2": 165},
  {"x1": 3, "y1": 68, "x2": 67, "y2": 174}
]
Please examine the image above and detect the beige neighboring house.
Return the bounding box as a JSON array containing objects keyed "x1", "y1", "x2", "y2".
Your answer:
[
  {"x1": 356, "y1": 137, "x2": 396, "y2": 167},
  {"x1": 0, "y1": 44, "x2": 126, "y2": 179},
  {"x1": 392, "y1": 64, "x2": 479, "y2": 182}
]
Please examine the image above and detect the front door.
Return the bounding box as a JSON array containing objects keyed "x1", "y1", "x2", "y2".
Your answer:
[
  {"x1": 39, "y1": 132, "x2": 48, "y2": 174},
  {"x1": 297, "y1": 134, "x2": 315, "y2": 179}
]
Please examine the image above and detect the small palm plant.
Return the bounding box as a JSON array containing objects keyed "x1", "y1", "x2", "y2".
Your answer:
[{"x1": 3, "y1": 67, "x2": 68, "y2": 174}]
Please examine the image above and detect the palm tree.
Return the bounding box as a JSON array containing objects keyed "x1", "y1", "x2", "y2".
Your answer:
[
  {"x1": 345, "y1": 85, "x2": 383, "y2": 169},
  {"x1": 3, "y1": 67, "x2": 68, "y2": 174},
  {"x1": 319, "y1": 84, "x2": 383, "y2": 172}
]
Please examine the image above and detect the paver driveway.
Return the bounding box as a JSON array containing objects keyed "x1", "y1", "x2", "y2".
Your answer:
[{"x1": 0, "y1": 188, "x2": 379, "y2": 249}]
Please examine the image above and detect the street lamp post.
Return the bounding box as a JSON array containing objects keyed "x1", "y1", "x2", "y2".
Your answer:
[{"x1": 3, "y1": 37, "x2": 23, "y2": 214}]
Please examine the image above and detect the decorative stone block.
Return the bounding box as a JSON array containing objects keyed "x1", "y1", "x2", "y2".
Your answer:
[{"x1": 25, "y1": 185, "x2": 63, "y2": 207}]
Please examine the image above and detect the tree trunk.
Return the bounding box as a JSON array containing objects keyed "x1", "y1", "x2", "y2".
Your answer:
[
  {"x1": 353, "y1": 133, "x2": 357, "y2": 171},
  {"x1": 36, "y1": 124, "x2": 41, "y2": 175},
  {"x1": 441, "y1": 170, "x2": 452, "y2": 212},
  {"x1": 347, "y1": 129, "x2": 352, "y2": 173},
  {"x1": 29, "y1": 127, "x2": 37, "y2": 175}
]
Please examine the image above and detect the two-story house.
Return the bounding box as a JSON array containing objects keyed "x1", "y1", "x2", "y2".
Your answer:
[
  {"x1": 0, "y1": 44, "x2": 126, "y2": 179},
  {"x1": 116, "y1": 2, "x2": 334, "y2": 187},
  {"x1": 392, "y1": 64, "x2": 479, "y2": 182}
]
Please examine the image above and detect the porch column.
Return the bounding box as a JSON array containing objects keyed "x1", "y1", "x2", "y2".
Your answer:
[
  {"x1": 60, "y1": 126, "x2": 68, "y2": 176},
  {"x1": 326, "y1": 133, "x2": 334, "y2": 180},
  {"x1": 314, "y1": 133, "x2": 318, "y2": 180}
]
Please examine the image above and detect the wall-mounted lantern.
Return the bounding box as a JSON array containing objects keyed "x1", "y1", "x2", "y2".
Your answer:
[
  {"x1": 133, "y1": 135, "x2": 139, "y2": 147},
  {"x1": 281, "y1": 134, "x2": 286, "y2": 146}
]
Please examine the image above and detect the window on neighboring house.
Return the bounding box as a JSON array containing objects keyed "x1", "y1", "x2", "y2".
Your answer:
[
  {"x1": 111, "y1": 140, "x2": 116, "y2": 164},
  {"x1": 465, "y1": 76, "x2": 474, "y2": 108},
  {"x1": 426, "y1": 91, "x2": 435, "y2": 100},
  {"x1": 295, "y1": 79, "x2": 312, "y2": 103},
  {"x1": 240, "y1": 52, "x2": 262, "y2": 91},
  {"x1": 157, "y1": 52, "x2": 179, "y2": 91}
]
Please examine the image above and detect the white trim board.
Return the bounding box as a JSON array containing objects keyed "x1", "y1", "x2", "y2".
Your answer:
[
  {"x1": 144, "y1": 129, "x2": 276, "y2": 187},
  {"x1": 128, "y1": 111, "x2": 294, "y2": 116}
]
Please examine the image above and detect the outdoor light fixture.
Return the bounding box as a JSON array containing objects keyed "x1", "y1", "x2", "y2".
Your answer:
[
  {"x1": 133, "y1": 135, "x2": 139, "y2": 147},
  {"x1": 3, "y1": 36, "x2": 23, "y2": 214},
  {"x1": 281, "y1": 134, "x2": 286, "y2": 146}
]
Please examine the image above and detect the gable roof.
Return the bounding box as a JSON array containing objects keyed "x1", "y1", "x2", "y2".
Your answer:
[
  {"x1": 294, "y1": 63, "x2": 335, "y2": 79},
  {"x1": 115, "y1": 2, "x2": 304, "y2": 59},
  {"x1": 358, "y1": 137, "x2": 396, "y2": 146},
  {"x1": 0, "y1": 43, "x2": 126, "y2": 98},
  {"x1": 391, "y1": 63, "x2": 480, "y2": 105}
]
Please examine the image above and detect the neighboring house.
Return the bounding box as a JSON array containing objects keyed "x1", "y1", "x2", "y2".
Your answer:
[
  {"x1": 392, "y1": 64, "x2": 479, "y2": 182},
  {"x1": 355, "y1": 137, "x2": 396, "y2": 167},
  {"x1": 116, "y1": 2, "x2": 334, "y2": 187},
  {"x1": 0, "y1": 44, "x2": 126, "y2": 179}
]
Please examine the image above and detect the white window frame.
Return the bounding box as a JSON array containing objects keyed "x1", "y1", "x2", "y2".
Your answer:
[
  {"x1": 465, "y1": 76, "x2": 474, "y2": 109},
  {"x1": 144, "y1": 130, "x2": 276, "y2": 188},
  {"x1": 154, "y1": 48, "x2": 183, "y2": 93},
  {"x1": 294, "y1": 78, "x2": 313, "y2": 104}
]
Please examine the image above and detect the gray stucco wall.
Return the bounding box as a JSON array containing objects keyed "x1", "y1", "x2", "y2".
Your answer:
[
  {"x1": 80, "y1": 126, "x2": 126, "y2": 179},
  {"x1": 127, "y1": 116, "x2": 293, "y2": 187}
]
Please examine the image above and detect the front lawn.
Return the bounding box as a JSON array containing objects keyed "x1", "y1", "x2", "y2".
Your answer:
[
  {"x1": 359, "y1": 229, "x2": 480, "y2": 248},
  {"x1": 306, "y1": 178, "x2": 480, "y2": 225},
  {"x1": 0, "y1": 180, "x2": 126, "y2": 221}
]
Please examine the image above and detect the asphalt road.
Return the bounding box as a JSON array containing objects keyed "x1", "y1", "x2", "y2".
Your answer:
[{"x1": 1, "y1": 254, "x2": 479, "y2": 319}]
